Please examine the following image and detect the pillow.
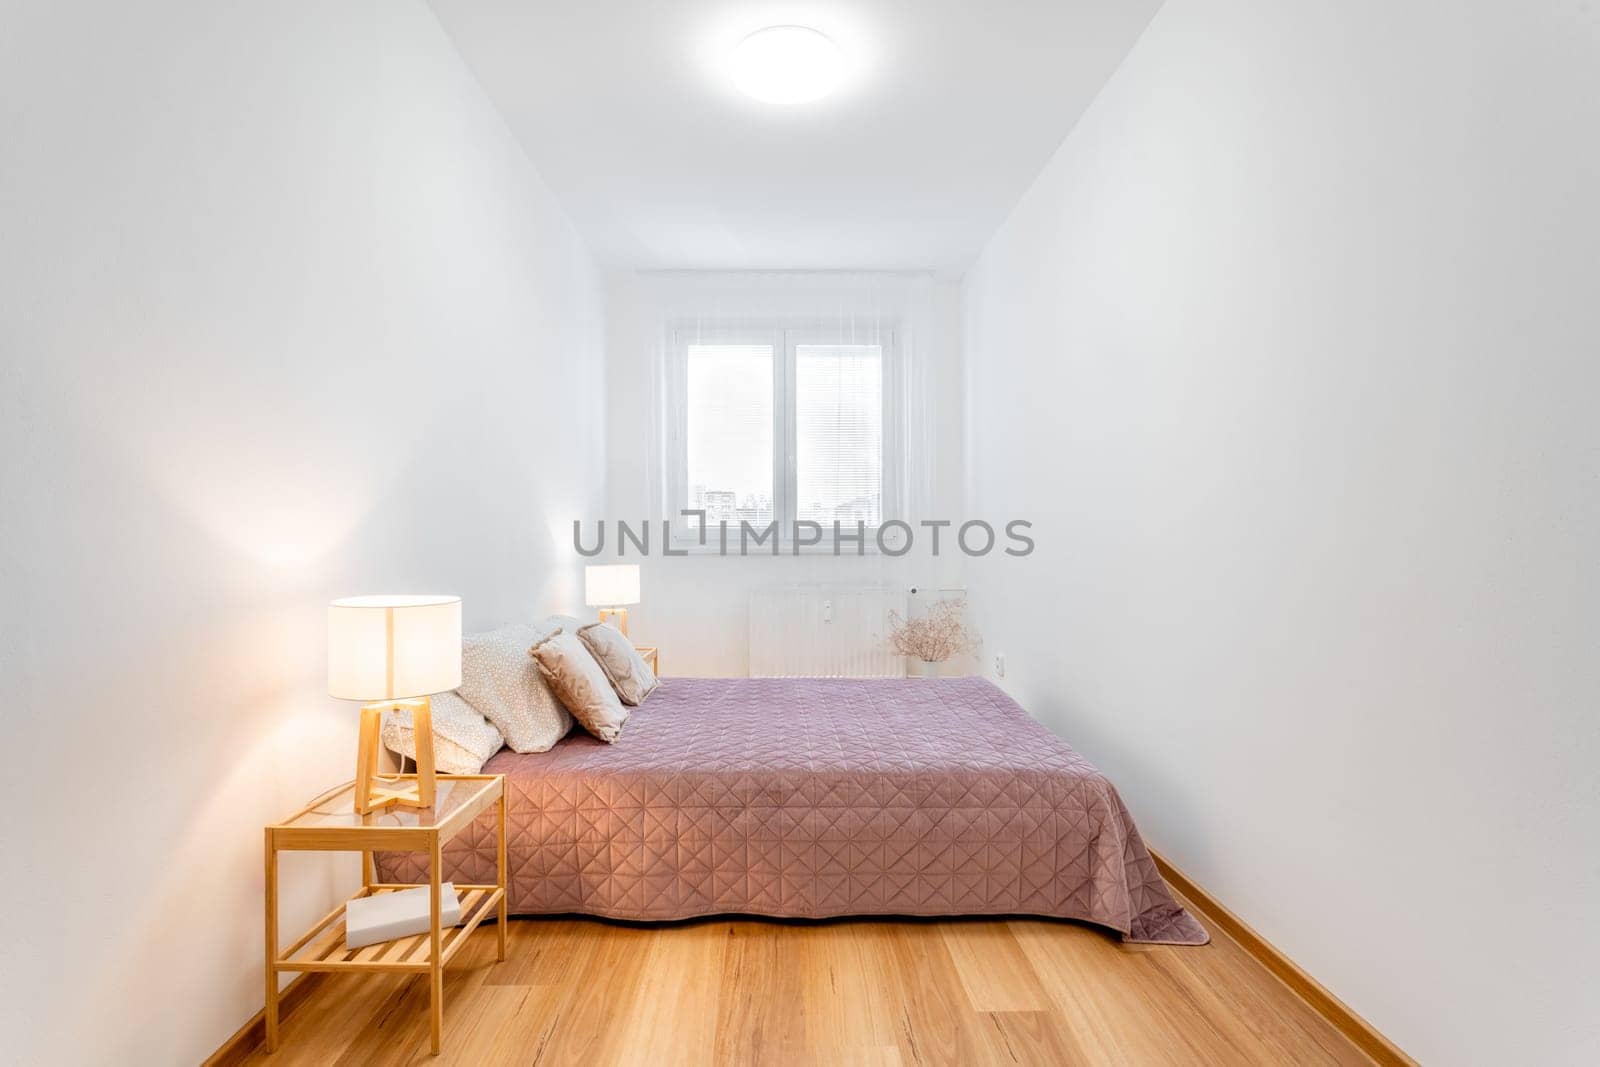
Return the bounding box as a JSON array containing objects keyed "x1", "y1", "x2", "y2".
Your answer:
[
  {"x1": 380, "y1": 690, "x2": 504, "y2": 774},
  {"x1": 529, "y1": 628, "x2": 630, "y2": 743},
  {"x1": 539, "y1": 613, "x2": 588, "y2": 636},
  {"x1": 577, "y1": 622, "x2": 659, "y2": 706},
  {"x1": 457, "y1": 623, "x2": 573, "y2": 752}
]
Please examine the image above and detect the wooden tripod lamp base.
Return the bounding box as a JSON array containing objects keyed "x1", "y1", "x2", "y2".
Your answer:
[
  {"x1": 597, "y1": 606, "x2": 629, "y2": 636},
  {"x1": 330, "y1": 594, "x2": 460, "y2": 816},
  {"x1": 354, "y1": 697, "x2": 436, "y2": 815}
]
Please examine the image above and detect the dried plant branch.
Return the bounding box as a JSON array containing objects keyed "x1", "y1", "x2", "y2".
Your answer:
[{"x1": 887, "y1": 599, "x2": 980, "y2": 663}]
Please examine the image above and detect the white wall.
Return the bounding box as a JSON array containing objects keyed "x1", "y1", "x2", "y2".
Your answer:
[
  {"x1": 962, "y1": 1, "x2": 1600, "y2": 1063},
  {"x1": 0, "y1": 3, "x2": 604, "y2": 1063},
  {"x1": 604, "y1": 273, "x2": 970, "y2": 676}
]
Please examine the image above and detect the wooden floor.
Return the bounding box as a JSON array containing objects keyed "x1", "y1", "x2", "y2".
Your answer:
[{"x1": 248, "y1": 897, "x2": 1374, "y2": 1066}]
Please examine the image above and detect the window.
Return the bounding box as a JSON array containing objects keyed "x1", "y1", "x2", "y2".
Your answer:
[
  {"x1": 674, "y1": 324, "x2": 895, "y2": 543},
  {"x1": 685, "y1": 343, "x2": 775, "y2": 529},
  {"x1": 795, "y1": 344, "x2": 882, "y2": 526}
]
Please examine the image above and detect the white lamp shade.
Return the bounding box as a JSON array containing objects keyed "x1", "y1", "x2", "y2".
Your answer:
[
  {"x1": 585, "y1": 564, "x2": 640, "y2": 607},
  {"x1": 328, "y1": 595, "x2": 462, "y2": 702}
]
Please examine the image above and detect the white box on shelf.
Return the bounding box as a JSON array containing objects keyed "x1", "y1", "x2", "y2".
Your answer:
[{"x1": 345, "y1": 884, "x2": 462, "y2": 949}]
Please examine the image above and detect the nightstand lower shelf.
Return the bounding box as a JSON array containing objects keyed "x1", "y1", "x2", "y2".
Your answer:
[{"x1": 278, "y1": 884, "x2": 505, "y2": 975}]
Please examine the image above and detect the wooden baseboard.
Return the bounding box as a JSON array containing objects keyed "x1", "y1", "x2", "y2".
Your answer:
[
  {"x1": 1150, "y1": 848, "x2": 1416, "y2": 1067},
  {"x1": 202, "y1": 972, "x2": 324, "y2": 1067}
]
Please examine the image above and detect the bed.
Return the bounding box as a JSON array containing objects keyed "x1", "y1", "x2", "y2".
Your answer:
[{"x1": 376, "y1": 676, "x2": 1207, "y2": 945}]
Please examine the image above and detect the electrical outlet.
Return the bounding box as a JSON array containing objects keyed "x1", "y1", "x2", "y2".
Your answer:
[{"x1": 994, "y1": 653, "x2": 1006, "y2": 678}]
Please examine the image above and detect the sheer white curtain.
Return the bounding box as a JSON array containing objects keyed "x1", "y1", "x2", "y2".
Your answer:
[{"x1": 639, "y1": 271, "x2": 940, "y2": 540}]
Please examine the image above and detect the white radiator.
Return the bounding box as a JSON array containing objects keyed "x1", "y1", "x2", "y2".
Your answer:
[{"x1": 748, "y1": 585, "x2": 908, "y2": 678}]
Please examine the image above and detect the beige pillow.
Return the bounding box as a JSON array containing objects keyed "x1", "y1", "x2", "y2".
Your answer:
[
  {"x1": 458, "y1": 623, "x2": 573, "y2": 752},
  {"x1": 578, "y1": 622, "x2": 659, "y2": 706},
  {"x1": 380, "y1": 691, "x2": 504, "y2": 774},
  {"x1": 529, "y1": 628, "x2": 629, "y2": 743}
]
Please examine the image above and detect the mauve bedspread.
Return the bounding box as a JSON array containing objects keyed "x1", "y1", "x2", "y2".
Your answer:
[{"x1": 376, "y1": 677, "x2": 1207, "y2": 945}]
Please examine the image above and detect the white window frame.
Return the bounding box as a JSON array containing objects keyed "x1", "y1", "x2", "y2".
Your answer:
[{"x1": 667, "y1": 318, "x2": 900, "y2": 550}]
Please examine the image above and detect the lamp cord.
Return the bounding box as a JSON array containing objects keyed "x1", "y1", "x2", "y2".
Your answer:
[{"x1": 374, "y1": 704, "x2": 410, "y2": 783}]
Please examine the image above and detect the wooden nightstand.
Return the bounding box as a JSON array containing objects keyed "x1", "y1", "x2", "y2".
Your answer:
[
  {"x1": 637, "y1": 645, "x2": 659, "y2": 674},
  {"x1": 264, "y1": 773, "x2": 507, "y2": 1056}
]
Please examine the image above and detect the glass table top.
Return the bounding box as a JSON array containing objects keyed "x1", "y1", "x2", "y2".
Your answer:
[{"x1": 279, "y1": 775, "x2": 497, "y2": 830}]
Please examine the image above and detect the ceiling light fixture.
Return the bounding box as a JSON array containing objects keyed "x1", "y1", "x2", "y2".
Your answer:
[{"x1": 729, "y1": 25, "x2": 847, "y2": 105}]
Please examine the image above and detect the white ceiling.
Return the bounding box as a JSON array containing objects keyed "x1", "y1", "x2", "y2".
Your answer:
[{"x1": 428, "y1": 0, "x2": 1161, "y2": 273}]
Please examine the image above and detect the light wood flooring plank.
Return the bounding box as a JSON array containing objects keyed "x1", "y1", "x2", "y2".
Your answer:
[
  {"x1": 613, "y1": 920, "x2": 729, "y2": 1066},
  {"x1": 714, "y1": 921, "x2": 809, "y2": 1060},
  {"x1": 940, "y1": 920, "x2": 1052, "y2": 1012}
]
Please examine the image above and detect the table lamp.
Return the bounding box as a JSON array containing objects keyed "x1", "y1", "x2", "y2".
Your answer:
[
  {"x1": 328, "y1": 595, "x2": 462, "y2": 815},
  {"x1": 584, "y1": 564, "x2": 640, "y2": 636}
]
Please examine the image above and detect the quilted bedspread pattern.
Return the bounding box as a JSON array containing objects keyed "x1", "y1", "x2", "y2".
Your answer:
[{"x1": 376, "y1": 677, "x2": 1207, "y2": 944}]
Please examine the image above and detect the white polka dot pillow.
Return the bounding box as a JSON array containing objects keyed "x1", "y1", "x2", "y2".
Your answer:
[{"x1": 456, "y1": 623, "x2": 573, "y2": 752}]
